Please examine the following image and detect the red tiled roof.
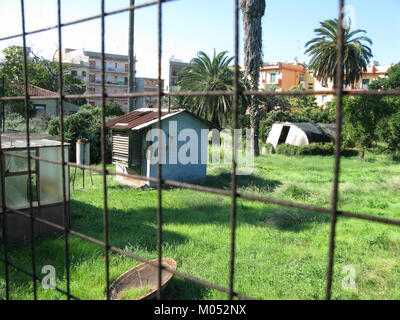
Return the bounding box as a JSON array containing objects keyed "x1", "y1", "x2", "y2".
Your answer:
[
  {"x1": 28, "y1": 85, "x2": 57, "y2": 96},
  {"x1": 10, "y1": 84, "x2": 57, "y2": 96},
  {"x1": 105, "y1": 109, "x2": 180, "y2": 130}
]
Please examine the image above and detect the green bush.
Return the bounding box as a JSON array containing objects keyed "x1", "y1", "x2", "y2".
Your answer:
[
  {"x1": 48, "y1": 109, "x2": 114, "y2": 164},
  {"x1": 275, "y1": 143, "x2": 358, "y2": 157},
  {"x1": 80, "y1": 103, "x2": 125, "y2": 118},
  {"x1": 378, "y1": 110, "x2": 400, "y2": 154}
]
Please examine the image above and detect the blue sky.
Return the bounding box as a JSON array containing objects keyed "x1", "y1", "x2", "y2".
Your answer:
[{"x1": 0, "y1": 0, "x2": 399, "y2": 79}]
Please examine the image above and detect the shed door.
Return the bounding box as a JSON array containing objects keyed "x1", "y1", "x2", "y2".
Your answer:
[
  {"x1": 112, "y1": 131, "x2": 129, "y2": 166},
  {"x1": 130, "y1": 132, "x2": 142, "y2": 167}
]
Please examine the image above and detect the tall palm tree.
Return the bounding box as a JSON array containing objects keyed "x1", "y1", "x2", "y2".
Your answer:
[
  {"x1": 241, "y1": 0, "x2": 266, "y2": 156},
  {"x1": 177, "y1": 50, "x2": 247, "y2": 128},
  {"x1": 305, "y1": 19, "x2": 373, "y2": 88}
]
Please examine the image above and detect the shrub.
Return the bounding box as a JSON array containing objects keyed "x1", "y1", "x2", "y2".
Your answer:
[
  {"x1": 377, "y1": 110, "x2": 400, "y2": 154},
  {"x1": 6, "y1": 111, "x2": 51, "y2": 134},
  {"x1": 5, "y1": 112, "x2": 25, "y2": 131},
  {"x1": 81, "y1": 103, "x2": 125, "y2": 118},
  {"x1": 48, "y1": 109, "x2": 113, "y2": 164},
  {"x1": 275, "y1": 143, "x2": 358, "y2": 157}
]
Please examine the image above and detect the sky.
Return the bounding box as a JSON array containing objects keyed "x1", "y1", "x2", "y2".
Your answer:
[{"x1": 0, "y1": 0, "x2": 399, "y2": 81}]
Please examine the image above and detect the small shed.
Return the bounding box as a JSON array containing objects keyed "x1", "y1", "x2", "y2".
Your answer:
[
  {"x1": 105, "y1": 108, "x2": 213, "y2": 187},
  {"x1": 0, "y1": 133, "x2": 70, "y2": 241},
  {"x1": 267, "y1": 122, "x2": 335, "y2": 148}
]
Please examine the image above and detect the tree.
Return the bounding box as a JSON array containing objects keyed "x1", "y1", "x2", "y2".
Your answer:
[
  {"x1": 177, "y1": 50, "x2": 249, "y2": 128},
  {"x1": 241, "y1": 0, "x2": 266, "y2": 156},
  {"x1": 305, "y1": 19, "x2": 373, "y2": 88},
  {"x1": 288, "y1": 84, "x2": 318, "y2": 110},
  {"x1": 48, "y1": 104, "x2": 118, "y2": 163},
  {"x1": 371, "y1": 63, "x2": 400, "y2": 154},
  {"x1": 81, "y1": 102, "x2": 125, "y2": 118},
  {"x1": 370, "y1": 63, "x2": 400, "y2": 90},
  {"x1": 0, "y1": 46, "x2": 86, "y2": 109},
  {"x1": 30, "y1": 50, "x2": 86, "y2": 105},
  {"x1": 342, "y1": 95, "x2": 385, "y2": 159},
  {"x1": 259, "y1": 85, "x2": 290, "y2": 113}
]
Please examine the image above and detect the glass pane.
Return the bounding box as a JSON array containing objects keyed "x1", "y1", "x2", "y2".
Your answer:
[
  {"x1": 5, "y1": 175, "x2": 29, "y2": 209},
  {"x1": 5, "y1": 150, "x2": 35, "y2": 173},
  {"x1": 39, "y1": 147, "x2": 69, "y2": 205}
]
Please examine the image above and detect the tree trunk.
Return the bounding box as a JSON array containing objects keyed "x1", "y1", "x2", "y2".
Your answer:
[
  {"x1": 249, "y1": 96, "x2": 260, "y2": 156},
  {"x1": 128, "y1": 0, "x2": 135, "y2": 112},
  {"x1": 240, "y1": 0, "x2": 265, "y2": 157}
]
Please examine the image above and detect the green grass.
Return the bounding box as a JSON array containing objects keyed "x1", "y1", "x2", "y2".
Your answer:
[
  {"x1": 1, "y1": 152, "x2": 400, "y2": 300},
  {"x1": 117, "y1": 285, "x2": 152, "y2": 300}
]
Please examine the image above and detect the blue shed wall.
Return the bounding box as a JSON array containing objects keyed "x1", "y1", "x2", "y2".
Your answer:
[{"x1": 140, "y1": 112, "x2": 209, "y2": 186}]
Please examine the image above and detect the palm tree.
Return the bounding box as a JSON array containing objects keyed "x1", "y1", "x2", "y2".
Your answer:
[
  {"x1": 305, "y1": 19, "x2": 373, "y2": 88},
  {"x1": 177, "y1": 50, "x2": 248, "y2": 128},
  {"x1": 241, "y1": 0, "x2": 266, "y2": 156}
]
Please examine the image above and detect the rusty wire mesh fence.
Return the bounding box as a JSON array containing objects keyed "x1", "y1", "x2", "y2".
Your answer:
[{"x1": 0, "y1": 0, "x2": 400, "y2": 301}]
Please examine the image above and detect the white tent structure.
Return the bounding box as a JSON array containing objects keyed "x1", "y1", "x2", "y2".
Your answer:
[{"x1": 267, "y1": 122, "x2": 335, "y2": 148}]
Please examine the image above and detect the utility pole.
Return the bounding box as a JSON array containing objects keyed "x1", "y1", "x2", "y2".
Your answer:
[{"x1": 128, "y1": 0, "x2": 136, "y2": 112}]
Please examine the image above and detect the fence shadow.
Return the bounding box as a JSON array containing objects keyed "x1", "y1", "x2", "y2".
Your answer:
[{"x1": 203, "y1": 171, "x2": 282, "y2": 192}]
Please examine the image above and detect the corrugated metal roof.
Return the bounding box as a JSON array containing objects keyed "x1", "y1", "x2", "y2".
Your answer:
[{"x1": 105, "y1": 108, "x2": 182, "y2": 130}]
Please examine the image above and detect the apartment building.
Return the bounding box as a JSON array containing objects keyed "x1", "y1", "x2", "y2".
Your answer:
[
  {"x1": 260, "y1": 61, "x2": 306, "y2": 91},
  {"x1": 56, "y1": 48, "x2": 136, "y2": 111},
  {"x1": 168, "y1": 58, "x2": 190, "y2": 91},
  {"x1": 135, "y1": 77, "x2": 164, "y2": 109},
  {"x1": 306, "y1": 61, "x2": 391, "y2": 106},
  {"x1": 259, "y1": 60, "x2": 391, "y2": 106}
]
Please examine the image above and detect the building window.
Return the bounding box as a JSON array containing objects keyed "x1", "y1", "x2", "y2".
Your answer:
[
  {"x1": 90, "y1": 60, "x2": 96, "y2": 68},
  {"x1": 34, "y1": 104, "x2": 46, "y2": 114},
  {"x1": 71, "y1": 70, "x2": 77, "y2": 77},
  {"x1": 270, "y1": 73, "x2": 276, "y2": 83},
  {"x1": 362, "y1": 78, "x2": 370, "y2": 89},
  {"x1": 89, "y1": 88, "x2": 95, "y2": 94},
  {"x1": 89, "y1": 74, "x2": 96, "y2": 83},
  {"x1": 82, "y1": 71, "x2": 86, "y2": 77},
  {"x1": 125, "y1": 64, "x2": 128, "y2": 72}
]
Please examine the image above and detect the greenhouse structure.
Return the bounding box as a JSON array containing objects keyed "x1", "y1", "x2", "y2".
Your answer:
[{"x1": 0, "y1": 133, "x2": 70, "y2": 241}]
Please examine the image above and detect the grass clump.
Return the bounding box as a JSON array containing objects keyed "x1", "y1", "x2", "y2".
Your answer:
[{"x1": 117, "y1": 285, "x2": 152, "y2": 300}]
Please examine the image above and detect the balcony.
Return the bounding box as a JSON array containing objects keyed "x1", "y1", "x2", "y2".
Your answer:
[
  {"x1": 89, "y1": 65, "x2": 127, "y2": 74},
  {"x1": 89, "y1": 80, "x2": 127, "y2": 86}
]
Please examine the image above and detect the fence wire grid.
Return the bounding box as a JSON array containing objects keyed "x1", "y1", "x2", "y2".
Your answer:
[{"x1": 0, "y1": 0, "x2": 400, "y2": 301}]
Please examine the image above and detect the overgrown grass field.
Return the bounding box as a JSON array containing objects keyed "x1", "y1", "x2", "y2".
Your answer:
[{"x1": 1, "y1": 152, "x2": 400, "y2": 300}]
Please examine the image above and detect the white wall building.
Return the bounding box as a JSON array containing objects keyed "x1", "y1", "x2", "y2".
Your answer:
[{"x1": 57, "y1": 48, "x2": 137, "y2": 112}]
